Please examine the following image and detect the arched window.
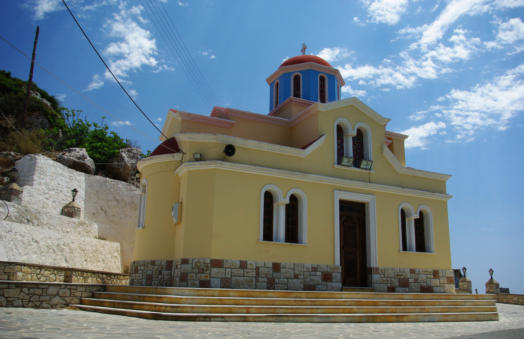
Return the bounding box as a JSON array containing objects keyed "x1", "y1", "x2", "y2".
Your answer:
[
  {"x1": 137, "y1": 180, "x2": 147, "y2": 229},
  {"x1": 415, "y1": 211, "x2": 426, "y2": 252},
  {"x1": 336, "y1": 124, "x2": 344, "y2": 164},
  {"x1": 398, "y1": 202, "x2": 415, "y2": 252},
  {"x1": 259, "y1": 185, "x2": 283, "y2": 242},
  {"x1": 353, "y1": 128, "x2": 364, "y2": 168},
  {"x1": 285, "y1": 194, "x2": 299, "y2": 243},
  {"x1": 263, "y1": 191, "x2": 274, "y2": 241},
  {"x1": 400, "y1": 208, "x2": 408, "y2": 251},
  {"x1": 274, "y1": 81, "x2": 279, "y2": 108},
  {"x1": 292, "y1": 73, "x2": 301, "y2": 98},
  {"x1": 319, "y1": 75, "x2": 327, "y2": 103},
  {"x1": 334, "y1": 118, "x2": 353, "y2": 167},
  {"x1": 338, "y1": 84, "x2": 341, "y2": 100}
]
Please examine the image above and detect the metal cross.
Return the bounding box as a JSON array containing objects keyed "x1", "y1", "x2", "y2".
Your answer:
[{"x1": 301, "y1": 43, "x2": 307, "y2": 55}]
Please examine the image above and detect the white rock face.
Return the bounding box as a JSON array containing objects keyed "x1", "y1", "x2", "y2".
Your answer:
[
  {"x1": 14, "y1": 154, "x2": 140, "y2": 271},
  {"x1": 0, "y1": 220, "x2": 121, "y2": 272}
]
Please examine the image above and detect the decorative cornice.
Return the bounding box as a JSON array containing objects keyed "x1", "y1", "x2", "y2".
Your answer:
[
  {"x1": 385, "y1": 130, "x2": 408, "y2": 140},
  {"x1": 174, "y1": 161, "x2": 452, "y2": 201},
  {"x1": 266, "y1": 62, "x2": 345, "y2": 86},
  {"x1": 137, "y1": 153, "x2": 183, "y2": 171},
  {"x1": 175, "y1": 133, "x2": 326, "y2": 158},
  {"x1": 319, "y1": 97, "x2": 391, "y2": 126},
  {"x1": 382, "y1": 144, "x2": 451, "y2": 181}
]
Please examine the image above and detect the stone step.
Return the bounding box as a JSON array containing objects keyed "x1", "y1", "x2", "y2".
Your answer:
[
  {"x1": 73, "y1": 304, "x2": 499, "y2": 322},
  {"x1": 81, "y1": 298, "x2": 497, "y2": 315},
  {"x1": 343, "y1": 287, "x2": 375, "y2": 292},
  {"x1": 94, "y1": 292, "x2": 496, "y2": 307},
  {"x1": 106, "y1": 286, "x2": 496, "y2": 301}
]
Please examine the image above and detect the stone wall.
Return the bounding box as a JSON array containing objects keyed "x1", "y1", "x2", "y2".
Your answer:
[
  {"x1": 0, "y1": 281, "x2": 104, "y2": 308},
  {"x1": 0, "y1": 261, "x2": 128, "y2": 285},
  {"x1": 0, "y1": 220, "x2": 121, "y2": 273},
  {"x1": 15, "y1": 154, "x2": 140, "y2": 270},
  {"x1": 130, "y1": 258, "x2": 342, "y2": 291},
  {"x1": 370, "y1": 267, "x2": 455, "y2": 293},
  {"x1": 496, "y1": 294, "x2": 524, "y2": 305}
]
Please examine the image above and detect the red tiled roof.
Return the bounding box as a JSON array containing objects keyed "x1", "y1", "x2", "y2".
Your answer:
[
  {"x1": 280, "y1": 55, "x2": 332, "y2": 68},
  {"x1": 150, "y1": 137, "x2": 181, "y2": 156}
]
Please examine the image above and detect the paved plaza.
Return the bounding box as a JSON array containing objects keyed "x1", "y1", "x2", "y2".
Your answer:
[{"x1": 0, "y1": 303, "x2": 523, "y2": 339}]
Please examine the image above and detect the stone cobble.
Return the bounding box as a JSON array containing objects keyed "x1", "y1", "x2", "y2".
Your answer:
[{"x1": 0, "y1": 304, "x2": 523, "y2": 338}]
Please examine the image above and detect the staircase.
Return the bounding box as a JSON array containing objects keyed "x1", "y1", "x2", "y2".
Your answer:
[{"x1": 73, "y1": 285, "x2": 498, "y2": 323}]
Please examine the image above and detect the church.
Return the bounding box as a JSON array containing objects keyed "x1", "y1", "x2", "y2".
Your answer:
[{"x1": 130, "y1": 51, "x2": 455, "y2": 293}]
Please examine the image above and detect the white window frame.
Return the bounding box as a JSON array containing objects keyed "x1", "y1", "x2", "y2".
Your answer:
[
  {"x1": 284, "y1": 188, "x2": 308, "y2": 244},
  {"x1": 259, "y1": 184, "x2": 284, "y2": 242},
  {"x1": 333, "y1": 118, "x2": 354, "y2": 165},
  {"x1": 318, "y1": 74, "x2": 328, "y2": 103},
  {"x1": 398, "y1": 202, "x2": 416, "y2": 252},
  {"x1": 416, "y1": 205, "x2": 435, "y2": 253},
  {"x1": 137, "y1": 180, "x2": 148, "y2": 229},
  {"x1": 334, "y1": 190, "x2": 377, "y2": 267},
  {"x1": 291, "y1": 72, "x2": 302, "y2": 98}
]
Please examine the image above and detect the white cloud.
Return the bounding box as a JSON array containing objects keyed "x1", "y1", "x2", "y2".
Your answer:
[
  {"x1": 404, "y1": 65, "x2": 524, "y2": 147},
  {"x1": 103, "y1": 4, "x2": 158, "y2": 80},
  {"x1": 402, "y1": 121, "x2": 447, "y2": 149},
  {"x1": 317, "y1": 47, "x2": 352, "y2": 63},
  {"x1": 177, "y1": 1, "x2": 188, "y2": 7},
  {"x1": 362, "y1": 0, "x2": 409, "y2": 25},
  {"x1": 128, "y1": 89, "x2": 138, "y2": 98},
  {"x1": 201, "y1": 50, "x2": 216, "y2": 60},
  {"x1": 341, "y1": 84, "x2": 367, "y2": 97},
  {"x1": 111, "y1": 120, "x2": 133, "y2": 127},
  {"x1": 85, "y1": 74, "x2": 104, "y2": 91},
  {"x1": 31, "y1": 0, "x2": 61, "y2": 20},
  {"x1": 486, "y1": 17, "x2": 524, "y2": 52}
]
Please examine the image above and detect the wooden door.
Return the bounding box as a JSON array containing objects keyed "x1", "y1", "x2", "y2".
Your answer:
[{"x1": 339, "y1": 200, "x2": 367, "y2": 287}]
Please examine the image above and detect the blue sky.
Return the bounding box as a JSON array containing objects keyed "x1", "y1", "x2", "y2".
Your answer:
[{"x1": 1, "y1": 0, "x2": 523, "y2": 293}]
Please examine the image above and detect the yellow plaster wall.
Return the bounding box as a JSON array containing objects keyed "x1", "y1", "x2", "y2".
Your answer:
[
  {"x1": 168, "y1": 167, "x2": 451, "y2": 269},
  {"x1": 133, "y1": 160, "x2": 180, "y2": 260}
]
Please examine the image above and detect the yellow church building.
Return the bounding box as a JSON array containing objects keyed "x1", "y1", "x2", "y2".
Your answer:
[{"x1": 130, "y1": 54, "x2": 455, "y2": 293}]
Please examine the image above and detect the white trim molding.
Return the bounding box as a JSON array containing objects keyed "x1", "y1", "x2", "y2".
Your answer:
[
  {"x1": 285, "y1": 188, "x2": 308, "y2": 244},
  {"x1": 319, "y1": 97, "x2": 390, "y2": 126},
  {"x1": 174, "y1": 161, "x2": 452, "y2": 201},
  {"x1": 175, "y1": 133, "x2": 326, "y2": 158},
  {"x1": 334, "y1": 190, "x2": 378, "y2": 267},
  {"x1": 137, "y1": 153, "x2": 183, "y2": 172},
  {"x1": 382, "y1": 144, "x2": 452, "y2": 181}
]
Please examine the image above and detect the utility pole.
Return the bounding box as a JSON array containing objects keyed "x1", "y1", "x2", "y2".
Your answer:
[{"x1": 23, "y1": 26, "x2": 40, "y2": 117}]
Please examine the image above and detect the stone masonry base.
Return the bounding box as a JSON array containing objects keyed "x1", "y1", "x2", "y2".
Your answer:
[
  {"x1": 131, "y1": 259, "x2": 455, "y2": 293},
  {"x1": 131, "y1": 258, "x2": 342, "y2": 291},
  {"x1": 370, "y1": 267, "x2": 456, "y2": 293}
]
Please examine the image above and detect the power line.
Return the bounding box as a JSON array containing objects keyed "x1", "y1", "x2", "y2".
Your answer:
[
  {"x1": 61, "y1": 0, "x2": 168, "y2": 139},
  {"x1": 0, "y1": 33, "x2": 181, "y2": 155},
  {"x1": 143, "y1": 0, "x2": 216, "y2": 106}
]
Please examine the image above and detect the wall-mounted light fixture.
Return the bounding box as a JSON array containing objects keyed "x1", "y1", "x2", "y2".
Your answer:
[{"x1": 193, "y1": 152, "x2": 202, "y2": 161}]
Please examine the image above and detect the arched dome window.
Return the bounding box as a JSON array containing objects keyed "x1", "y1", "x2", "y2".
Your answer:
[
  {"x1": 274, "y1": 81, "x2": 279, "y2": 108},
  {"x1": 292, "y1": 73, "x2": 302, "y2": 98},
  {"x1": 319, "y1": 75, "x2": 327, "y2": 103}
]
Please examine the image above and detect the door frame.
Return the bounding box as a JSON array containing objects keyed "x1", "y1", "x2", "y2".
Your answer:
[{"x1": 334, "y1": 190, "x2": 377, "y2": 268}]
